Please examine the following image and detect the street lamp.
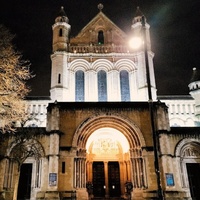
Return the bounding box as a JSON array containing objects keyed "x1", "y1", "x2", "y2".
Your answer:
[
  {"x1": 128, "y1": 37, "x2": 143, "y2": 50},
  {"x1": 141, "y1": 15, "x2": 164, "y2": 200},
  {"x1": 130, "y1": 15, "x2": 164, "y2": 199}
]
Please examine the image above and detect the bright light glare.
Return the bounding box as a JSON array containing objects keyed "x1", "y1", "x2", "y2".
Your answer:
[
  {"x1": 129, "y1": 37, "x2": 143, "y2": 49},
  {"x1": 86, "y1": 127, "x2": 130, "y2": 153}
]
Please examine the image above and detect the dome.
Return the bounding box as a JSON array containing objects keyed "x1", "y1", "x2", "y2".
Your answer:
[
  {"x1": 190, "y1": 68, "x2": 200, "y2": 83},
  {"x1": 132, "y1": 7, "x2": 144, "y2": 24},
  {"x1": 55, "y1": 6, "x2": 69, "y2": 23}
]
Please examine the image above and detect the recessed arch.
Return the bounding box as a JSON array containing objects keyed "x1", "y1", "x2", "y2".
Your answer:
[
  {"x1": 185, "y1": 117, "x2": 196, "y2": 126},
  {"x1": 73, "y1": 114, "x2": 148, "y2": 192},
  {"x1": 175, "y1": 138, "x2": 200, "y2": 157},
  {"x1": 115, "y1": 59, "x2": 137, "y2": 71},
  {"x1": 72, "y1": 114, "x2": 145, "y2": 149},
  {"x1": 170, "y1": 117, "x2": 184, "y2": 127},
  {"x1": 92, "y1": 59, "x2": 113, "y2": 71},
  {"x1": 70, "y1": 59, "x2": 90, "y2": 71},
  {"x1": 7, "y1": 139, "x2": 45, "y2": 163},
  {"x1": 174, "y1": 138, "x2": 200, "y2": 190}
]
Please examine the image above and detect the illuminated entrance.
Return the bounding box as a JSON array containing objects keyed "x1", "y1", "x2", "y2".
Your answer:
[
  {"x1": 86, "y1": 128, "x2": 130, "y2": 198},
  {"x1": 92, "y1": 161, "x2": 121, "y2": 197},
  {"x1": 73, "y1": 115, "x2": 147, "y2": 198}
]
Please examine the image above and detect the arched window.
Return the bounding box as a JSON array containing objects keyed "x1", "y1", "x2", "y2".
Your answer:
[
  {"x1": 75, "y1": 70, "x2": 85, "y2": 102},
  {"x1": 98, "y1": 30, "x2": 104, "y2": 45},
  {"x1": 120, "y1": 70, "x2": 130, "y2": 101},
  {"x1": 98, "y1": 70, "x2": 107, "y2": 101},
  {"x1": 59, "y1": 28, "x2": 63, "y2": 37}
]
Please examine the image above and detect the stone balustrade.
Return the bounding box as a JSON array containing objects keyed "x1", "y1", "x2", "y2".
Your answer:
[
  {"x1": 159, "y1": 96, "x2": 197, "y2": 127},
  {"x1": 25, "y1": 97, "x2": 50, "y2": 127},
  {"x1": 69, "y1": 44, "x2": 129, "y2": 54},
  {"x1": 24, "y1": 96, "x2": 198, "y2": 128}
]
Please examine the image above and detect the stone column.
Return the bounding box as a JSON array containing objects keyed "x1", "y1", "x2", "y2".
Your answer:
[
  {"x1": 119, "y1": 161, "x2": 125, "y2": 196},
  {"x1": 107, "y1": 70, "x2": 120, "y2": 101},
  {"x1": 40, "y1": 157, "x2": 48, "y2": 191},
  {"x1": 45, "y1": 103, "x2": 60, "y2": 199},
  {"x1": 81, "y1": 158, "x2": 86, "y2": 188},
  {"x1": 88, "y1": 162, "x2": 93, "y2": 182},
  {"x1": 86, "y1": 161, "x2": 89, "y2": 182},
  {"x1": 127, "y1": 160, "x2": 131, "y2": 181},
  {"x1": 48, "y1": 133, "x2": 59, "y2": 191}
]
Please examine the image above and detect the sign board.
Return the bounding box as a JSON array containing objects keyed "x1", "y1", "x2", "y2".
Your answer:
[
  {"x1": 49, "y1": 173, "x2": 57, "y2": 186},
  {"x1": 166, "y1": 173, "x2": 174, "y2": 186}
]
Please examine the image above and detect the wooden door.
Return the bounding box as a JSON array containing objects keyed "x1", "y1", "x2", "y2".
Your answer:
[
  {"x1": 187, "y1": 163, "x2": 200, "y2": 200},
  {"x1": 108, "y1": 162, "x2": 121, "y2": 197},
  {"x1": 93, "y1": 162, "x2": 105, "y2": 197},
  {"x1": 17, "y1": 163, "x2": 32, "y2": 200}
]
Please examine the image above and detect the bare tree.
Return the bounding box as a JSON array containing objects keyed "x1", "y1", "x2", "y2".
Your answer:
[{"x1": 0, "y1": 24, "x2": 32, "y2": 133}]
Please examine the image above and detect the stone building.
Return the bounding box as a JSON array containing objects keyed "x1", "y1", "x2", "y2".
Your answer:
[{"x1": 0, "y1": 5, "x2": 200, "y2": 200}]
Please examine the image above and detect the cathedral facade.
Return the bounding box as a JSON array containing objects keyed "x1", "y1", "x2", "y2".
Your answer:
[{"x1": 0, "y1": 5, "x2": 200, "y2": 200}]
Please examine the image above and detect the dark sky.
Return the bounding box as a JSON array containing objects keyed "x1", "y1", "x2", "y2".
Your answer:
[{"x1": 0, "y1": 0, "x2": 200, "y2": 96}]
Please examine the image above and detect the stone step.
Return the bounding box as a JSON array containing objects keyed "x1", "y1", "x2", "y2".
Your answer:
[{"x1": 92, "y1": 198, "x2": 124, "y2": 200}]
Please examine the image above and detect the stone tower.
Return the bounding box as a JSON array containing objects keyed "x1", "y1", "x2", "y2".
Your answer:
[
  {"x1": 130, "y1": 7, "x2": 156, "y2": 100},
  {"x1": 50, "y1": 6, "x2": 157, "y2": 102},
  {"x1": 50, "y1": 6, "x2": 71, "y2": 101}
]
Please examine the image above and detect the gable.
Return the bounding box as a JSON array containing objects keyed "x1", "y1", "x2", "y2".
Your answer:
[{"x1": 70, "y1": 11, "x2": 127, "y2": 46}]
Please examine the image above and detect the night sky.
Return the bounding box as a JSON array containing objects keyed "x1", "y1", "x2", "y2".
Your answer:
[{"x1": 0, "y1": 0, "x2": 200, "y2": 96}]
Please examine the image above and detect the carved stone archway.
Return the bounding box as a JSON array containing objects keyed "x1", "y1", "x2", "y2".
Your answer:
[
  {"x1": 72, "y1": 114, "x2": 147, "y2": 198},
  {"x1": 9, "y1": 139, "x2": 45, "y2": 165},
  {"x1": 2, "y1": 139, "x2": 45, "y2": 200},
  {"x1": 175, "y1": 138, "x2": 200, "y2": 188}
]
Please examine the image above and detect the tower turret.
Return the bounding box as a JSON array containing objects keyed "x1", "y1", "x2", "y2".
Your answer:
[
  {"x1": 189, "y1": 68, "x2": 200, "y2": 121},
  {"x1": 130, "y1": 7, "x2": 156, "y2": 100},
  {"x1": 131, "y1": 7, "x2": 151, "y2": 51},
  {"x1": 50, "y1": 7, "x2": 71, "y2": 101},
  {"x1": 52, "y1": 6, "x2": 71, "y2": 52}
]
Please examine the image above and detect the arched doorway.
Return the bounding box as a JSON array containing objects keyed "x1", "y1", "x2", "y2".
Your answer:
[
  {"x1": 73, "y1": 115, "x2": 147, "y2": 199},
  {"x1": 176, "y1": 139, "x2": 200, "y2": 199},
  {"x1": 4, "y1": 139, "x2": 45, "y2": 200},
  {"x1": 86, "y1": 128, "x2": 129, "y2": 198}
]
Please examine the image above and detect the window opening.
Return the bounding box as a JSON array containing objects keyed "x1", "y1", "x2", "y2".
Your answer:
[
  {"x1": 58, "y1": 74, "x2": 61, "y2": 84},
  {"x1": 62, "y1": 162, "x2": 65, "y2": 173},
  {"x1": 98, "y1": 30, "x2": 104, "y2": 45},
  {"x1": 120, "y1": 70, "x2": 130, "y2": 101},
  {"x1": 98, "y1": 70, "x2": 107, "y2": 101},
  {"x1": 75, "y1": 70, "x2": 85, "y2": 102},
  {"x1": 59, "y1": 28, "x2": 63, "y2": 37}
]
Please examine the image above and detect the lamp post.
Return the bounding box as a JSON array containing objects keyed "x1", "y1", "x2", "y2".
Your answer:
[{"x1": 141, "y1": 15, "x2": 164, "y2": 199}]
